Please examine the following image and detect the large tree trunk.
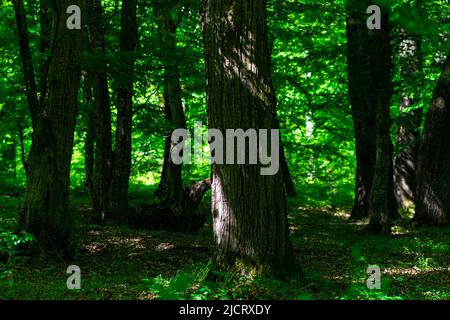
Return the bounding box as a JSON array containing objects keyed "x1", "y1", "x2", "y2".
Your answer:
[
  {"x1": 201, "y1": 0, "x2": 296, "y2": 277},
  {"x1": 394, "y1": 30, "x2": 423, "y2": 208},
  {"x1": 346, "y1": 0, "x2": 397, "y2": 224},
  {"x1": 155, "y1": 1, "x2": 187, "y2": 206},
  {"x1": 415, "y1": 55, "x2": 450, "y2": 226},
  {"x1": 110, "y1": 0, "x2": 138, "y2": 219},
  {"x1": 87, "y1": 0, "x2": 113, "y2": 222},
  {"x1": 19, "y1": 0, "x2": 83, "y2": 256}
]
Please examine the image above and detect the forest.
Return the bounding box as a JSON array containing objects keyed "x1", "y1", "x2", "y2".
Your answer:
[{"x1": 0, "y1": 0, "x2": 449, "y2": 301}]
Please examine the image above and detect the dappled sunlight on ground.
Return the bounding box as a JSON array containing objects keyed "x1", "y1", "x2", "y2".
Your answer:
[{"x1": 1, "y1": 193, "x2": 449, "y2": 300}]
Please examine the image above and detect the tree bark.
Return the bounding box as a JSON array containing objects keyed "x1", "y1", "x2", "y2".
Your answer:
[
  {"x1": 110, "y1": 0, "x2": 138, "y2": 219},
  {"x1": 81, "y1": 73, "x2": 95, "y2": 205},
  {"x1": 12, "y1": 0, "x2": 39, "y2": 128},
  {"x1": 39, "y1": 0, "x2": 51, "y2": 106},
  {"x1": 19, "y1": 0, "x2": 83, "y2": 256},
  {"x1": 346, "y1": 0, "x2": 397, "y2": 225},
  {"x1": 394, "y1": 30, "x2": 423, "y2": 208},
  {"x1": 155, "y1": 1, "x2": 187, "y2": 207},
  {"x1": 201, "y1": 0, "x2": 296, "y2": 277},
  {"x1": 415, "y1": 55, "x2": 450, "y2": 226},
  {"x1": 87, "y1": 0, "x2": 113, "y2": 222},
  {"x1": 346, "y1": 2, "x2": 376, "y2": 220},
  {"x1": 280, "y1": 146, "x2": 297, "y2": 197},
  {"x1": 365, "y1": 5, "x2": 397, "y2": 234}
]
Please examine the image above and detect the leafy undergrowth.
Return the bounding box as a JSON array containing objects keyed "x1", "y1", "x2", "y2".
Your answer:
[{"x1": 0, "y1": 195, "x2": 449, "y2": 300}]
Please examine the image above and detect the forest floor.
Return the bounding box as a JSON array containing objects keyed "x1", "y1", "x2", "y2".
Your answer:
[{"x1": 0, "y1": 192, "x2": 449, "y2": 300}]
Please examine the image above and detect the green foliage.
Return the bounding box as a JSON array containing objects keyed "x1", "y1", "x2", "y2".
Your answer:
[
  {"x1": 0, "y1": 0, "x2": 449, "y2": 301},
  {"x1": 144, "y1": 261, "x2": 212, "y2": 300},
  {"x1": 0, "y1": 228, "x2": 34, "y2": 294}
]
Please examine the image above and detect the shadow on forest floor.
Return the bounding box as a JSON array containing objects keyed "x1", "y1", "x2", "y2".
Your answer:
[{"x1": 0, "y1": 194, "x2": 449, "y2": 300}]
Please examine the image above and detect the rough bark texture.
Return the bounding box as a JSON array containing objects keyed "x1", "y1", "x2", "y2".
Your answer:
[
  {"x1": 110, "y1": 0, "x2": 138, "y2": 219},
  {"x1": 19, "y1": 0, "x2": 83, "y2": 256},
  {"x1": 87, "y1": 0, "x2": 113, "y2": 222},
  {"x1": 155, "y1": 1, "x2": 187, "y2": 207},
  {"x1": 394, "y1": 30, "x2": 423, "y2": 208},
  {"x1": 201, "y1": 0, "x2": 296, "y2": 277},
  {"x1": 346, "y1": 0, "x2": 397, "y2": 224},
  {"x1": 415, "y1": 55, "x2": 450, "y2": 226}
]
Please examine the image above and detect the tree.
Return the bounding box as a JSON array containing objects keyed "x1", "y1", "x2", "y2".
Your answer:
[
  {"x1": 154, "y1": 0, "x2": 187, "y2": 206},
  {"x1": 18, "y1": 0, "x2": 83, "y2": 255},
  {"x1": 12, "y1": 0, "x2": 38, "y2": 129},
  {"x1": 86, "y1": 0, "x2": 113, "y2": 222},
  {"x1": 346, "y1": 0, "x2": 376, "y2": 220},
  {"x1": 346, "y1": 0, "x2": 397, "y2": 227},
  {"x1": 110, "y1": 0, "x2": 139, "y2": 218},
  {"x1": 201, "y1": 0, "x2": 296, "y2": 277},
  {"x1": 393, "y1": 29, "x2": 423, "y2": 208},
  {"x1": 81, "y1": 72, "x2": 95, "y2": 205},
  {"x1": 365, "y1": 3, "x2": 397, "y2": 234},
  {"x1": 415, "y1": 55, "x2": 450, "y2": 226}
]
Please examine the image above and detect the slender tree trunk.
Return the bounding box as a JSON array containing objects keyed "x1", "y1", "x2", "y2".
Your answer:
[
  {"x1": 110, "y1": 0, "x2": 138, "y2": 219},
  {"x1": 273, "y1": 119, "x2": 297, "y2": 198},
  {"x1": 154, "y1": 134, "x2": 171, "y2": 197},
  {"x1": 415, "y1": 55, "x2": 450, "y2": 226},
  {"x1": 12, "y1": 0, "x2": 38, "y2": 128},
  {"x1": 39, "y1": 0, "x2": 51, "y2": 106},
  {"x1": 82, "y1": 73, "x2": 95, "y2": 205},
  {"x1": 87, "y1": 0, "x2": 113, "y2": 222},
  {"x1": 17, "y1": 110, "x2": 29, "y2": 177},
  {"x1": 201, "y1": 0, "x2": 296, "y2": 277},
  {"x1": 346, "y1": 2, "x2": 376, "y2": 220},
  {"x1": 365, "y1": 5, "x2": 396, "y2": 234},
  {"x1": 155, "y1": 1, "x2": 187, "y2": 207},
  {"x1": 19, "y1": 0, "x2": 83, "y2": 256},
  {"x1": 280, "y1": 147, "x2": 297, "y2": 197},
  {"x1": 394, "y1": 30, "x2": 423, "y2": 208}
]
